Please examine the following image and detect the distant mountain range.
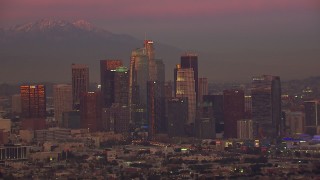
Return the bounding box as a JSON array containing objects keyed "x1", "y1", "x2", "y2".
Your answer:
[
  {"x1": 1, "y1": 19, "x2": 320, "y2": 83},
  {"x1": 0, "y1": 19, "x2": 182, "y2": 83}
]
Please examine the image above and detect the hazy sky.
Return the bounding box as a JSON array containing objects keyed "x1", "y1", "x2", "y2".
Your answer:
[
  {"x1": 1, "y1": 0, "x2": 320, "y2": 82},
  {"x1": 1, "y1": 0, "x2": 319, "y2": 52}
]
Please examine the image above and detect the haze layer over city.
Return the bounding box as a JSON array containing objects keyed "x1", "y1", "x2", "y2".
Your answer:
[
  {"x1": 1, "y1": 0, "x2": 320, "y2": 83},
  {"x1": 1, "y1": 0, "x2": 320, "y2": 179}
]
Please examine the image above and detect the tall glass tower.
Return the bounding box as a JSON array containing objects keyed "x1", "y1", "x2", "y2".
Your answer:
[{"x1": 251, "y1": 75, "x2": 281, "y2": 138}]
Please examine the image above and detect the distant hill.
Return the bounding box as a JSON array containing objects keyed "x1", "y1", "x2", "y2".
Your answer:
[{"x1": 0, "y1": 19, "x2": 182, "y2": 83}]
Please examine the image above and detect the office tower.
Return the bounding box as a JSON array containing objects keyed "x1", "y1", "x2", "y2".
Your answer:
[
  {"x1": 181, "y1": 53, "x2": 198, "y2": 102},
  {"x1": 100, "y1": 60, "x2": 123, "y2": 108},
  {"x1": 102, "y1": 104, "x2": 130, "y2": 133},
  {"x1": 20, "y1": 85, "x2": 46, "y2": 130},
  {"x1": 155, "y1": 59, "x2": 165, "y2": 83},
  {"x1": 72, "y1": 64, "x2": 89, "y2": 110},
  {"x1": 196, "y1": 101, "x2": 215, "y2": 139},
  {"x1": 62, "y1": 111, "x2": 81, "y2": 129},
  {"x1": 304, "y1": 101, "x2": 320, "y2": 135},
  {"x1": 167, "y1": 97, "x2": 188, "y2": 137},
  {"x1": 223, "y1": 89, "x2": 245, "y2": 138},
  {"x1": 164, "y1": 81, "x2": 173, "y2": 98},
  {"x1": 114, "y1": 66, "x2": 129, "y2": 106},
  {"x1": 203, "y1": 95, "x2": 224, "y2": 134},
  {"x1": 144, "y1": 40, "x2": 156, "y2": 81},
  {"x1": 237, "y1": 119, "x2": 254, "y2": 139},
  {"x1": 11, "y1": 94, "x2": 21, "y2": 114},
  {"x1": 244, "y1": 95, "x2": 252, "y2": 118},
  {"x1": 53, "y1": 84, "x2": 72, "y2": 127},
  {"x1": 285, "y1": 111, "x2": 305, "y2": 136},
  {"x1": 21, "y1": 85, "x2": 46, "y2": 118},
  {"x1": 175, "y1": 66, "x2": 196, "y2": 125},
  {"x1": 129, "y1": 48, "x2": 149, "y2": 107},
  {"x1": 80, "y1": 92, "x2": 102, "y2": 132},
  {"x1": 147, "y1": 81, "x2": 165, "y2": 138},
  {"x1": 198, "y1": 77, "x2": 208, "y2": 106},
  {"x1": 252, "y1": 75, "x2": 281, "y2": 138}
]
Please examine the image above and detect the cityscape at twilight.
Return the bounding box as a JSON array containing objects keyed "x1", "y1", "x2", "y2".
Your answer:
[{"x1": 1, "y1": 0, "x2": 320, "y2": 179}]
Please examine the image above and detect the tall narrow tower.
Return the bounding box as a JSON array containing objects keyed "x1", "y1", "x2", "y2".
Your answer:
[
  {"x1": 53, "y1": 84, "x2": 72, "y2": 127},
  {"x1": 72, "y1": 64, "x2": 89, "y2": 110},
  {"x1": 100, "y1": 60, "x2": 123, "y2": 108},
  {"x1": 181, "y1": 53, "x2": 198, "y2": 103},
  {"x1": 252, "y1": 75, "x2": 281, "y2": 138},
  {"x1": 175, "y1": 65, "x2": 196, "y2": 125}
]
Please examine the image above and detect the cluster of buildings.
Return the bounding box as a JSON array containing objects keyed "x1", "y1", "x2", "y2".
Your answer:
[
  {"x1": 1, "y1": 39, "x2": 320, "y2": 178},
  {"x1": 2, "y1": 40, "x2": 319, "y2": 143}
]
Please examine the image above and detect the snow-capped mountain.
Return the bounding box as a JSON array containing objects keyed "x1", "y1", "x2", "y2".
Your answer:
[{"x1": 0, "y1": 19, "x2": 181, "y2": 83}]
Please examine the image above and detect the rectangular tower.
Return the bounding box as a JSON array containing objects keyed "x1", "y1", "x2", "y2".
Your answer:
[
  {"x1": 80, "y1": 92, "x2": 102, "y2": 132},
  {"x1": 223, "y1": 89, "x2": 245, "y2": 138},
  {"x1": 251, "y1": 75, "x2": 281, "y2": 138},
  {"x1": 72, "y1": 64, "x2": 89, "y2": 110},
  {"x1": 100, "y1": 60, "x2": 123, "y2": 108},
  {"x1": 53, "y1": 84, "x2": 72, "y2": 127}
]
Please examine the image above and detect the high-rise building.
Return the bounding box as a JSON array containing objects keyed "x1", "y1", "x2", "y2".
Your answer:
[
  {"x1": 196, "y1": 101, "x2": 215, "y2": 139},
  {"x1": 304, "y1": 101, "x2": 320, "y2": 135},
  {"x1": 244, "y1": 95, "x2": 252, "y2": 118},
  {"x1": 100, "y1": 60, "x2": 123, "y2": 108},
  {"x1": 181, "y1": 53, "x2": 198, "y2": 102},
  {"x1": 237, "y1": 119, "x2": 254, "y2": 139},
  {"x1": 11, "y1": 94, "x2": 21, "y2": 114},
  {"x1": 62, "y1": 111, "x2": 81, "y2": 129},
  {"x1": 72, "y1": 64, "x2": 89, "y2": 110},
  {"x1": 20, "y1": 85, "x2": 46, "y2": 130},
  {"x1": 114, "y1": 66, "x2": 129, "y2": 106},
  {"x1": 129, "y1": 48, "x2": 149, "y2": 107},
  {"x1": 223, "y1": 89, "x2": 245, "y2": 138},
  {"x1": 203, "y1": 95, "x2": 224, "y2": 134},
  {"x1": 102, "y1": 104, "x2": 130, "y2": 133},
  {"x1": 251, "y1": 75, "x2": 281, "y2": 138},
  {"x1": 198, "y1": 77, "x2": 208, "y2": 106},
  {"x1": 167, "y1": 97, "x2": 188, "y2": 137},
  {"x1": 285, "y1": 110, "x2": 305, "y2": 136},
  {"x1": 53, "y1": 84, "x2": 72, "y2": 127},
  {"x1": 21, "y1": 85, "x2": 46, "y2": 118},
  {"x1": 144, "y1": 40, "x2": 156, "y2": 81},
  {"x1": 175, "y1": 66, "x2": 196, "y2": 125},
  {"x1": 80, "y1": 92, "x2": 102, "y2": 132},
  {"x1": 147, "y1": 81, "x2": 165, "y2": 138}
]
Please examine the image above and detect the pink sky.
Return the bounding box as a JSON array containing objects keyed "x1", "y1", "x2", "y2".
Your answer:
[{"x1": 1, "y1": 0, "x2": 318, "y2": 24}]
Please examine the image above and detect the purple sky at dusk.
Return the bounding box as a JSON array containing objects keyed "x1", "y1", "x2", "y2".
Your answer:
[
  {"x1": 1, "y1": 0, "x2": 320, "y2": 82},
  {"x1": 1, "y1": 0, "x2": 319, "y2": 52}
]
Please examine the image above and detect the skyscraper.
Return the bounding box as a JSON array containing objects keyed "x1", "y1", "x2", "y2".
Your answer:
[
  {"x1": 100, "y1": 60, "x2": 123, "y2": 108},
  {"x1": 223, "y1": 89, "x2": 245, "y2": 138},
  {"x1": 147, "y1": 81, "x2": 165, "y2": 139},
  {"x1": 167, "y1": 97, "x2": 188, "y2": 137},
  {"x1": 252, "y1": 75, "x2": 281, "y2": 138},
  {"x1": 203, "y1": 95, "x2": 224, "y2": 135},
  {"x1": 72, "y1": 64, "x2": 89, "y2": 110},
  {"x1": 144, "y1": 40, "x2": 156, "y2": 81},
  {"x1": 114, "y1": 66, "x2": 129, "y2": 106},
  {"x1": 21, "y1": 85, "x2": 46, "y2": 118},
  {"x1": 80, "y1": 92, "x2": 102, "y2": 132},
  {"x1": 129, "y1": 48, "x2": 149, "y2": 107},
  {"x1": 181, "y1": 53, "x2": 198, "y2": 102},
  {"x1": 53, "y1": 84, "x2": 72, "y2": 127},
  {"x1": 198, "y1": 77, "x2": 208, "y2": 106},
  {"x1": 20, "y1": 85, "x2": 46, "y2": 130},
  {"x1": 304, "y1": 100, "x2": 320, "y2": 135},
  {"x1": 175, "y1": 66, "x2": 196, "y2": 125},
  {"x1": 11, "y1": 94, "x2": 22, "y2": 114}
]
